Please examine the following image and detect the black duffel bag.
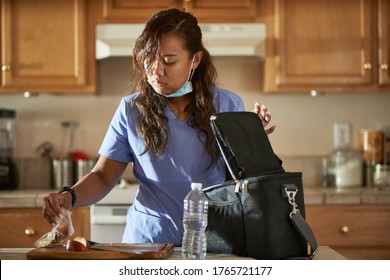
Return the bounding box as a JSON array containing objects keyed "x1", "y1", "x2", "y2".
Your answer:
[{"x1": 203, "y1": 112, "x2": 317, "y2": 260}]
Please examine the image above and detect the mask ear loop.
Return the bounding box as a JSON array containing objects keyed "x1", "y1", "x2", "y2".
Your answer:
[{"x1": 187, "y1": 55, "x2": 196, "y2": 82}]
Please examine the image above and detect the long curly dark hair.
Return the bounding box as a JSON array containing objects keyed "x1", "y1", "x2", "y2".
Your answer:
[{"x1": 131, "y1": 9, "x2": 219, "y2": 166}]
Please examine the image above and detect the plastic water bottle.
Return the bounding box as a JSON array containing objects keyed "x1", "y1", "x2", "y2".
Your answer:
[{"x1": 182, "y1": 182, "x2": 209, "y2": 259}]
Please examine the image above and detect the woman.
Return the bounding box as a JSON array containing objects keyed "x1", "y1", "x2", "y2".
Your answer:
[{"x1": 42, "y1": 8, "x2": 275, "y2": 246}]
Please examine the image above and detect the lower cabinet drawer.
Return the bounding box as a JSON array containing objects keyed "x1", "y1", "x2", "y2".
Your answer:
[
  {"x1": 0, "y1": 208, "x2": 51, "y2": 248},
  {"x1": 306, "y1": 205, "x2": 390, "y2": 247},
  {"x1": 0, "y1": 207, "x2": 90, "y2": 248}
]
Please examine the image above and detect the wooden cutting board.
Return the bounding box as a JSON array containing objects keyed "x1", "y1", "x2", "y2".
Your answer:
[{"x1": 26, "y1": 243, "x2": 174, "y2": 260}]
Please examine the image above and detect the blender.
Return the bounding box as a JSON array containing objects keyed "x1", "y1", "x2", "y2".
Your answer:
[{"x1": 0, "y1": 109, "x2": 18, "y2": 190}]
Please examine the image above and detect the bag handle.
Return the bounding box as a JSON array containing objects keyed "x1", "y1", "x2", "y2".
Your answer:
[{"x1": 283, "y1": 184, "x2": 318, "y2": 258}]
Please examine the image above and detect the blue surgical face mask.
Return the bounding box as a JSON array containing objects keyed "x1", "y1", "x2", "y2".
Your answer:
[
  {"x1": 166, "y1": 80, "x2": 193, "y2": 98},
  {"x1": 166, "y1": 55, "x2": 195, "y2": 98}
]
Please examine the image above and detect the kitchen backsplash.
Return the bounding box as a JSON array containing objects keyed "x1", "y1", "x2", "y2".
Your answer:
[
  {"x1": 1, "y1": 56, "x2": 390, "y2": 190},
  {"x1": 14, "y1": 155, "x2": 323, "y2": 190}
]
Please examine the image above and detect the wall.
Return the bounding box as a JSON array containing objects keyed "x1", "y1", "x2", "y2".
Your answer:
[
  {"x1": 1, "y1": 57, "x2": 389, "y2": 187},
  {"x1": 214, "y1": 57, "x2": 390, "y2": 154}
]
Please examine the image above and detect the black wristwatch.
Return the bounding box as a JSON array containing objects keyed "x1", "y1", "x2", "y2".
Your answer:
[{"x1": 58, "y1": 186, "x2": 77, "y2": 207}]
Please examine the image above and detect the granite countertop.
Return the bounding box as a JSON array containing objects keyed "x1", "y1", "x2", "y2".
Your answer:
[
  {"x1": 0, "y1": 246, "x2": 347, "y2": 260},
  {"x1": 1, "y1": 186, "x2": 390, "y2": 208},
  {"x1": 304, "y1": 186, "x2": 390, "y2": 205},
  {"x1": 0, "y1": 190, "x2": 49, "y2": 208}
]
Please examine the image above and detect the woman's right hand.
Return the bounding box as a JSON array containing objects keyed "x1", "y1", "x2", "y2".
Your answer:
[
  {"x1": 253, "y1": 102, "x2": 276, "y2": 135},
  {"x1": 42, "y1": 191, "x2": 72, "y2": 226}
]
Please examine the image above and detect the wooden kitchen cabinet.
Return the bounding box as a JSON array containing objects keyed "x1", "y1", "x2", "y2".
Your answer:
[
  {"x1": 101, "y1": 0, "x2": 259, "y2": 22},
  {"x1": 378, "y1": 0, "x2": 389, "y2": 86},
  {"x1": 264, "y1": 0, "x2": 389, "y2": 93},
  {"x1": 0, "y1": 0, "x2": 95, "y2": 94},
  {"x1": 0, "y1": 207, "x2": 90, "y2": 248},
  {"x1": 306, "y1": 205, "x2": 390, "y2": 260}
]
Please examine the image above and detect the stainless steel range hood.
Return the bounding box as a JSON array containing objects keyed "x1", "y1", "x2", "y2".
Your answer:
[{"x1": 96, "y1": 23, "x2": 267, "y2": 60}]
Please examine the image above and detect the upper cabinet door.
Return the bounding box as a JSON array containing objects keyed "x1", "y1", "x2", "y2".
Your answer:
[
  {"x1": 265, "y1": 0, "x2": 374, "y2": 93},
  {"x1": 102, "y1": 0, "x2": 176, "y2": 22},
  {"x1": 184, "y1": 0, "x2": 258, "y2": 22},
  {"x1": 378, "y1": 0, "x2": 389, "y2": 86},
  {"x1": 101, "y1": 0, "x2": 258, "y2": 23},
  {"x1": 0, "y1": 0, "x2": 94, "y2": 94}
]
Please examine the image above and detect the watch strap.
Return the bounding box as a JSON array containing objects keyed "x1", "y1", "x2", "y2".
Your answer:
[{"x1": 58, "y1": 186, "x2": 77, "y2": 207}]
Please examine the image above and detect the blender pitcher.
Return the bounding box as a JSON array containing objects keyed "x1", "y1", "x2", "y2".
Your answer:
[{"x1": 0, "y1": 109, "x2": 18, "y2": 190}]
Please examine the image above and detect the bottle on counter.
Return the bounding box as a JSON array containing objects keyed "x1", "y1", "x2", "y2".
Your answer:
[
  {"x1": 360, "y1": 129, "x2": 385, "y2": 186},
  {"x1": 322, "y1": 156, "x2": 333, "y2": 187},
  {"x1": 182, "y1": 182, "x2": 209, "y2": 259},
  {"x1": 373, "y1": 164, "x2": 390, "y2": 188}
]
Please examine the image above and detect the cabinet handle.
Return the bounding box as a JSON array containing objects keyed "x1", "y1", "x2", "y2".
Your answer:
[
  {"x1": 340, "y1": 225, "x2": 349, "y2": 234},
  {"x1": 1, "y1": 65, "x2": 11, "y2": 71},
  {"x1": 24, "y1": 228, "x2": 36, "y2": 237},
  {"x1": 380, "y1": 64, "x2": 388, "y2": 71},
  {"x1": 363, "y1": 63, "x2": 372, "y2": 70}
]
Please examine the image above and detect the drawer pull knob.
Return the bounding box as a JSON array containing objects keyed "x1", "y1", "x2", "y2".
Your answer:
[
  {"x1": 340, "y1": 225, "x2": 349, "y2": 234},
  {"x1": 363, "y1": 63, "x2": 372, "y2": 70},
  {"x1": 1, "y1": 65, "x2": 11, "y2": 71},
  {"x1": 380, "y1": 64, "x2": 388, "y2": 71},
  {"x1": 24, "y1": 228, "x2": 36, "y2": 236}
]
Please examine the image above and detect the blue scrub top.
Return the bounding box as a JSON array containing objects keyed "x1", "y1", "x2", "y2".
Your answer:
[{"x1": 99, "y1": 87, "x2": 244, "y2": 245}]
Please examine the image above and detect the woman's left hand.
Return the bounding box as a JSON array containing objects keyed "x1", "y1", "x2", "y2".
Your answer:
[{"x1": 253, "y1": 102, "x2": 276, "y2": 135}]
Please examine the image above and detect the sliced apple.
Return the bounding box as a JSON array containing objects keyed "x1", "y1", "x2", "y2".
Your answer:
[{"x1": 66, "y1": 236, "x2": 90, "y2": 251}]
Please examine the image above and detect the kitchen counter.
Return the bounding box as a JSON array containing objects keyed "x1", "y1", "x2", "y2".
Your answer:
[
  {"x1": 170, "y1": 246, "x2": 347, "y2": 260},
  {"x1": 1, "y1": 186, "x2": 390, "y2": 208},
  {"x1": 2, "y1": 188, "x2": 387, "y2": 260},
  {"x1": 0, "y1": 190, "x2": 49, "y2": 208},
  {"x1": 0, "y1": 184, "x2": 139, "y2": 208},
  {"x1": 304, "y1": 186, "x2": 390, "y2": 205},
  {"x1": 0, "y1": 246, "x2": 346, "y2": 260}
]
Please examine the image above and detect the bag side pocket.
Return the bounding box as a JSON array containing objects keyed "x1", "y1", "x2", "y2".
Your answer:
[{"x1": 204, "y1": 182, "x2": 247, "y2": 256}]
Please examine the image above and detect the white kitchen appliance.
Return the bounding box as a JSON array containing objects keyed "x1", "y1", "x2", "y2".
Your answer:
[
  {"x1": 96, "y1": 23, "x2": 267, "y2": 59},
  {"x1": 90, "y1": 181, "x2": 138, "y2": 243}
]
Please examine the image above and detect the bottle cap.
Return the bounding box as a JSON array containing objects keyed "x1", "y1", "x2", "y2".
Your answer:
[{"x1": 191, "y1": 182, "x2": 202, "y2": 190}]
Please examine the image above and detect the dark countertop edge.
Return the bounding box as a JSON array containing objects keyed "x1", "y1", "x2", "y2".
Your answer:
[{"x1": 0, "y1": 246, "x2": 347, "y2": 260}]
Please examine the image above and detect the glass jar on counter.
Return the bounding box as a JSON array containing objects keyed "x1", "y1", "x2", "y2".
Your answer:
[
  {"x1": 329, "y1": 145, "x2": 362, "y2": 188},
  {"x1": 374, "y1": 164, "x2": 390, "y2": 187}
]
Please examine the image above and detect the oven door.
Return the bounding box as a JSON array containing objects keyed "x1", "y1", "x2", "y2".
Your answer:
[{"x1": 90, "y1": 204, "x2": 130, "y2": 243}]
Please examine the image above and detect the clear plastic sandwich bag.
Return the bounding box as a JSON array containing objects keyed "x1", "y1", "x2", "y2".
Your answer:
[{"x1": 35, "y1": 208, "x2": 75, "y2": 247}]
